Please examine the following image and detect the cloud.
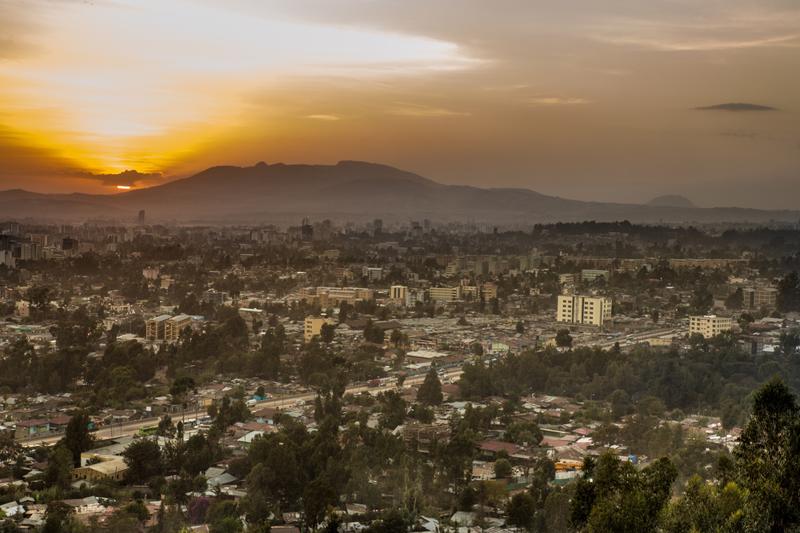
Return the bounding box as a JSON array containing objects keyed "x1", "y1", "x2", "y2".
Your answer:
[
  {"x1": 75, "y1": 169, "x2": 162, "y2": 187},
  {"x1": 527, "y1": 97, "x2": 591, "y2": 106},
  {"x1": 695, "y1": 103, "x2": 778, "y2": 112},
  {"x1": 306, "y1": 114, "x2": 341, "y2": 121},
  {"x1": 387, "y1": 102, "x2": 470, "y2": 117}
]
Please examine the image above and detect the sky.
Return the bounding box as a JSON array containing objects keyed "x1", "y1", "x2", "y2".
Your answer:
[{"x1": 0, "y1": 0, "x2": 798, "y2": 208}]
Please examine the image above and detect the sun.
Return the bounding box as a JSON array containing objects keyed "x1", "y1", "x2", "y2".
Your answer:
[{"x1": 116, "y1": 185, "x2": 132, "y2": 190}]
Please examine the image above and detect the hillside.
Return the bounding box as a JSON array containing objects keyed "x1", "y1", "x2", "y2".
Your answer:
[{"x1": 0, "y1": 161, "x2": 797, "y2": 224}]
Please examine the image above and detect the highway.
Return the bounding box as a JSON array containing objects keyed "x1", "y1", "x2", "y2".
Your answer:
[{"x1": 20, "y1": 368, "x2": 463, "y2": 448}]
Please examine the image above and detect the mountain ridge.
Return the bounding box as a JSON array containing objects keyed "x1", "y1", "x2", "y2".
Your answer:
[{"x1": 0, "y1": 161, "x2": 796, "y2": 224}]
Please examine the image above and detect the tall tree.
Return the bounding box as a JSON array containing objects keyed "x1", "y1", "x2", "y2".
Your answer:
[
  {"x1": 61, "y1": 411, "x2": 94, "y2": 467},
  {"x1": 417, "y1": 367, "x2": 443, "y2": 406}
]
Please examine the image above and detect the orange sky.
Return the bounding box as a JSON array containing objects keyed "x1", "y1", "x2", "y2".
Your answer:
[{"x1": 1, "y1": 0, "x2": 798, "y2": 208}]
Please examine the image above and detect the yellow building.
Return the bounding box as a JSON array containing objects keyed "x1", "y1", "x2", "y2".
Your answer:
[
  {"x1": 429, "y1": 286, "x2": 461, "y2": 304},
  {"x1": 304, "y1": 316, "x2": 336, "y2": 342},
  {"x1": 73, "y1": 454, "x2": 128, "y2": 482},
  {"x1": 689, "y1": 315, "x2": 733, "y2": 338},
  {"x1": 556, "y1": 295, "x2": 612, "y2": 327}
]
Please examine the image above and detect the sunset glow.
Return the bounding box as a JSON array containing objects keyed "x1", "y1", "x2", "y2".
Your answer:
[{"x1": 0, "y1": 0, "x2": 798, "y2": 206}]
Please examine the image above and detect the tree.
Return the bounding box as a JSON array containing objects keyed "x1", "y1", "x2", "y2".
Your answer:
[
  {"x1": 122, "y1": 439, "x2": 163, "y2": 484},
  {"x1": 320, "y1": 323, "x2": 336, "y2": 344},
  {"x1": 61, "y1": 411, "x2": 94, "y2": 467},
  {"x1": 570, "y1": 453, "x2": 677, "y2": 533},
  {"x1": 507, "y1": 492, "x2": 536, "y2": 531},
  {"x1": 779, "y1": 330, "x2": 800, "y2": 356},
  {"x1": 777, "y1": 271, "x2": 800, "y2": 312},
  {"x1": 516, "y1": 320, "x2": 525, "y2": 334},
  {"x1": 734, "y1": 378, "x2": 800, "y2": 532},
  {"x1": 690, "y1": 284, "x2": 714, "y2": 314},
  {"x1": 725, "y1": 288, "x2": 743, "y2": 310},
  {"x1": 45, "y1": 445, "x2": 73, "y2": 489},
  {"x1": 555, "y1": 329, "x2": 573, "y2": 348},
  {"x1": 417, "y1": 367, "x2": 443, "y2": 406},
  {"x1": 504, "y1": 421, "x2": 543, "y2": 446},
  {"x1": 494, "y1": 458, "x2": 512, "y2": 479}
]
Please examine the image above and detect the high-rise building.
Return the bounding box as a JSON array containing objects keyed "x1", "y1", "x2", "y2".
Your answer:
[
  {"x1": 137, "y1": 210, "x2": 146, "y2": 225},
  {"x1": 689, "y1": 315, "x2": 733, "y2": 338},
  {"x1": 557, "y1": 295, "x2": 613, "y2": 326}
]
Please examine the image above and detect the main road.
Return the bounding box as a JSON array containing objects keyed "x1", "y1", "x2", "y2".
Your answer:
[{"x1": 20, "y1": 368, "x2": 463, "y2": 448}]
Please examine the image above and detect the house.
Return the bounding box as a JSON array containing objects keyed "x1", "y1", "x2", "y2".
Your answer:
[{"x1": 72, "y1": 454, "x2": 128, "y2": 482}]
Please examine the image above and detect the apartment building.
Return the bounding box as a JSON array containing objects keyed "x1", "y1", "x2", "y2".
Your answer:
[
  {"x1": 556, "y1": 295, "x2": 613, "y2": 326},
  {"x1": 147, "y1": 314, "x2": 193, "y2": 344},
  {"x1": 742, "y1": 287, "x2": 778, "y2": 310},
  {"x1": 145, "y1": 315, "x2": 171, "y2": 343},
  {"x1": 164, "y1": 314, "x2": 192, "y2": 343},
  {"x1": 689, "y1": 315, "x2": 734, "y2": 338},
  {"x1": 429, "y1": 286, "x2": 461, "y2": 304}
]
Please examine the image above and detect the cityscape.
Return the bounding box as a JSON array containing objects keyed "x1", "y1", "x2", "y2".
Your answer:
[{"x1": 1, "y1": 1, "x2": 800, "y2": 533}]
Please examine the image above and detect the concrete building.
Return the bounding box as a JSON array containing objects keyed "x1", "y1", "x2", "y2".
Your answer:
[
  {"x1": 164, "y1": 314, "x2": 192, "y2": 343},
  {"x1": 304, "y1": 316, "x2": 336, "y2": 342},
  {"x1": 145, "y1": 315, "x2": 171, "y2": 342},
  {"x1": 689, "y1": 315, "x2": 734, "y2": 338},
  {"x1": 429, "y1": 286, "x2": 461, "y2": 304},
  {"x1": 581, "y1": 269, "x2": 610, "y2": 283},
  {"x1": 362, "y1": 267, "x2": 383, "y2": 281},
  {"x1": 742, "y1": 287, "x2": 778, "y2": 310},
  {"x1": 556, "y1": 295, "x2": 613, "y2": 326}
]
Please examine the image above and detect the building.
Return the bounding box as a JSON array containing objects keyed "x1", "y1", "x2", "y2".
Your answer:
[
  {"x1": 362, "y1": 266, "x2": 383, "y2": 281},
  {"x1": 581, "y1": 269, "x2": 610, "y2": 283},
  {"x1": 390, "y1": 285, "x2": 408, "y2": 306},
  {"x1": 689, "y1": 315, "x2": 734, "y2": 338},
  {"x1": 429, "y1": 286, "x2": 461, "y2": 304},
  {"x1": 742, "y1": 287, "x2": 778, "y2": 310},
  {"x1": 296, "y1": 287, "x2": 374, "y2": 307},
  {"x1": 142, "y1": 266, "x2": 160, "y2": 280},
  {"x1": 164, "y1": 314, "x2": 192, "y2": 343},
  {"x1": 145, "y1": 315, "x2": 171, "y2": 342},
  {"x1": 73, "y1": 454, "x2": 128, "y2": 483},
  {"x1": 304, "y1": 316, "x2": 336, "y2": 342},
  {"x1": 556, "y1": 295, "x2": 613, "y2": 326}
]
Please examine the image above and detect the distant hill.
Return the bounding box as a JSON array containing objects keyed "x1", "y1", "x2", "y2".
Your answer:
[
  {"x1": 0, "y1": 161, "x2": 797, "y2": 224},
  {"x1": 647, "y1": 195, "x2": 695, "y2": 208}
]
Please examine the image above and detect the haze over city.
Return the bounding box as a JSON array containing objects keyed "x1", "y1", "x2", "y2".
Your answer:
[{"x1": 1, "y1": 0, "x2": 799, "y2": 208}]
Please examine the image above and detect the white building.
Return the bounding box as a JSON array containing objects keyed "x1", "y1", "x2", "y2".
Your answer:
[{"x1": 556, "y1": 295, "x2": 612, "y2": 326}]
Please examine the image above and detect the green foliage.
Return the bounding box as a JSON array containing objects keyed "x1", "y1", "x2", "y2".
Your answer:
[
  {"x1": 122, "y1": 439, "x2": 163, "y2": 484},
  {"x1": 417, "y1": 367, "x2": 443, "y2": 406},
  {"x1": 570, "y1": 453, "x2": 677, "y2": 533},
  {"x1": 504, "y1": 420, "x2": 543, "y2": 446},
  {"x1": 60, "y1": 410, "x2": 94, "y2": 467}
]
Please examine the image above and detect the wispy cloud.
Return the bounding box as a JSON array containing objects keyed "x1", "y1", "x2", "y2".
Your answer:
[
  {"x1": 601, "y1": 33, "x2": 800, "y2": 52},
  {"x1": 527, "y1": 97, "x2": 590, "y2": 106},
  {"x1": 306, "y1": 114, "x2": 341, "y2": 121},
  {"x1": 387, "y1": 102, "x2": 470, "y2": 117}
]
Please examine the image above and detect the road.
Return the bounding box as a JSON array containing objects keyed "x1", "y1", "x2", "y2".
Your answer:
[{"x1": 20, "y1": 368, "x2": 463, "y2": 448}]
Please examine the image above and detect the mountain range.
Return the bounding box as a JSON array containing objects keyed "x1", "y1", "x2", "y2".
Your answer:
[{"x1": 1, "y1": 161, "x2": 797, "y2": 225}]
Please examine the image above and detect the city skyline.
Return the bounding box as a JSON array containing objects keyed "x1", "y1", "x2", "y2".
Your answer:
[{"x1": 1, "y1": 0, "x2": 798, "y2": 208}]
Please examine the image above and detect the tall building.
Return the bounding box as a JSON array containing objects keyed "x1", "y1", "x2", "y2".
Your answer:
[
  {"x1": 145, "y1": 315, "x2": 171, "y2": 342},
  {"x1": 689, "y1": 315, "x2": 733, "y2": 338},
  {"x1": 137, "y1": 210, "x2": 146, "y2": 225},
  {"x1": 742, "y1": 287, "x2": 777, "y2": 310},
  {"x1": 556, "y1": 295, "x2": 613, "y2": 326},
  {"x1": 164, "y1": 314, "x2": 192, "y2": 343}
]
